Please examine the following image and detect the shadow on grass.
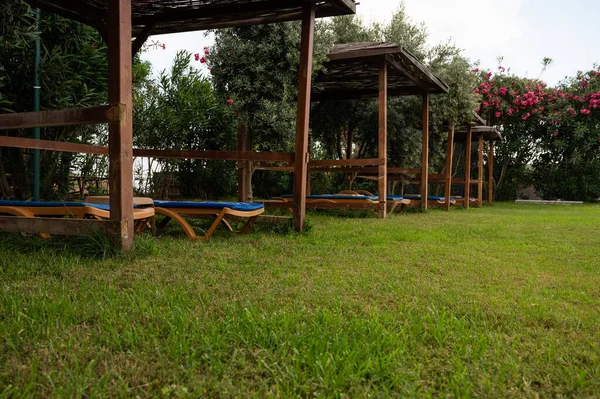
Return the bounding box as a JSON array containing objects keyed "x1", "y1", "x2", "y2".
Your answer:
[{"x1": 0, "y1": 230, "x2": 158, "y2": 261}]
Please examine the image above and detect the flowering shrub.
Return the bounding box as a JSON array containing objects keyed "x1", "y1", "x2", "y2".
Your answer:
[{"x1": 473, "y1": 65, "x2": 600, "y2": 201}]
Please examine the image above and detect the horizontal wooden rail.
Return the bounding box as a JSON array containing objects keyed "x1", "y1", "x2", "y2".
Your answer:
[
  {"x1": 253, "y1": 166, "x2": 295, "y2": 172},
  {"x1": 309, "y1": 158, "x2": 384, "y2": 167},
  {"x1": 0, "y1": 136, "x2": 109, "y2": 155},
  {"x1": 0, "y1": 104, "x2": 125, "y2": 130},
  {"x1": 0, "y1": 216, "x2": 126, "y2": 237},
  {"x1": 310, "y1": 166, "x2": 378, "y2": 174},
  {"x1": 133, "y1": 148, "x2": 294, "y2": 162}
]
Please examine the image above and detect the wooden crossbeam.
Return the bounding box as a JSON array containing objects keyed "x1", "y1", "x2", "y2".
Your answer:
[
  {"x1": 0, "y1": 104, "x2": 125, "y2": 130},
  {"x1": 133, "y1": 148, "x2": 294, "y2": 162},
  {"x1": 0, "y1": 136, "x2": 109, "y2": 155},
  {"x1": 309, "y1": 158, "x2": 383, "y2": 167},
  {"x1": 0, "y1": 216, "x2": 125, "y2": 238}
]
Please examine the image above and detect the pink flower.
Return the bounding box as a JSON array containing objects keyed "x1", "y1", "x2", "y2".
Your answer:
[
  {"x1": 227, "y1": 99, "x2": 234, "y2": 106},
  {"x1": 581, "y1": 108, "x2": 591, "y2": 115},
  {"x1": 581, "y1": 81, "x2": 588, "y2": 87},
  {"x1": 498, "y1": 66, "x2": 506, "y2": 72},
  {"x1": 508, "y1": 108, "x2": 514, "y2": 116},
  {"x1": 162, "y1": 43, "x2": 166, "y2": 50},
  {"x1": 495, "y1": 111, "x2": 502, "y2": 118},
  {"x1": 200, "y1": 57, "x2": 207, "y2": 63},
  {"x1": 472, "y1": 68, "x2": 480, "y2": 73},
  {"x1": 473, "y1": 88, "x2": 480, "y2": 93},
  {"x1": 499, "y1": 87, "x2": 508, "y2": 96},
  {"x1": 553, "y1": 131, "x2": 559, "y2": 137},
  {"x1": 194, "y1": 53, "x2": 200, "y2": 61},
  {"x1": 204, "y1": 48, "x2": 210, "y2": 55}
]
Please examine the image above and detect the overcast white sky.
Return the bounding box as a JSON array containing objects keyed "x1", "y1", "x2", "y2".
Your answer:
[{"x1": 142, "y1": 0, "x2": 599, "y2": 86}]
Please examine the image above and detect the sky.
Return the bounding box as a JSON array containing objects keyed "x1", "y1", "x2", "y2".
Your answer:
[{"x1": 141, "y1": 0, "x2": 600, "y2": 86}]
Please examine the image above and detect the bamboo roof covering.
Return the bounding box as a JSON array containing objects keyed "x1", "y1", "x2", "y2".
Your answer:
[
  {"x1": 24, "y1": 0, "x2": 356, "y2": 37},
  {"x1": 312, "y1": 42, "x2": 449, "y2": 101}
]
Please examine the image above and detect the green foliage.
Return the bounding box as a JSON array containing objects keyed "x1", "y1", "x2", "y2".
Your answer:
[
  {"x1": 0, "y1": 0, "x2": 109, "y2": 200},
  {"x1": 134, "y1": 51, "x2": 237, "y2": 198}
]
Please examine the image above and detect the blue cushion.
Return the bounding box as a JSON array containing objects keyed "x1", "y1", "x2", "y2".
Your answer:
[
  {"x1": 153, "y1": 200, "x2": 264, "y2": 212},
  {"x1": 0, "y1": 200, "x2": 111, "y2": 211}
]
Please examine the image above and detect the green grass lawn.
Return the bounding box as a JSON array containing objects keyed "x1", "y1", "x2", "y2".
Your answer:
[{"x1": 1, "y1": 203, "x2": 599, "y2": 397}]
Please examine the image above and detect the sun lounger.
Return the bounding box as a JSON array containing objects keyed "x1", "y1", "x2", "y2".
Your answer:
[
  {"x1": 402, "y1": 195, "x2": 457, "y2": 208},
  {"x1": 0, "y1": 200, "x2": 155, "y2": 238},
  {"x1": 272, "y1": 193, "x2": 410, "y2": 213},
  {"x1": 152, "y1": 201, "x2": 264, "y2": 241}
]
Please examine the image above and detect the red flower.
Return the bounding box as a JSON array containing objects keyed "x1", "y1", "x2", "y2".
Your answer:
[
  {"x1": 581, "y1": 81, "x2": 588, "y2": 87},
  {"x1": 227, "y1": 99, "x2": 234, "y2": 106},
  {"x1": 495, "y1": 111, "x2": 502, "y2": 118},
  {"x1": 162, "y1": 43, "x2": 166, "y2": 50},
  {"x1": 473, "y1": 88, "x2": 480, "y2": 93},
  {"x1": 472, "y1": 68, "x2": 480, "y2": 73},
  {"x1": 553, "y1": 131, "x2": 559, "y2": 137},
  {"x1": 200, "y1": 57, "x2": 207, "y2": 63},
  {"x1": 581, "y1": 108, "x2": 591, "y2": 115},
  {"x1": 194, "y1": 53, "x2": 200, "y2": 61}
]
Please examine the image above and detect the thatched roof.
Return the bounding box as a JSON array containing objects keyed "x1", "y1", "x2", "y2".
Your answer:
[
  {"x1": 312, "y1": 42, "x2": 449, "y2": 101},
  {"x1": 25, "y1": 0, "x2": 356, "y2": 37}
]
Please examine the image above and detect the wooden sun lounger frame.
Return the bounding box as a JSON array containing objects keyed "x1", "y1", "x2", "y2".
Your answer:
[
  {"x1": 0, "y1": 203, "x2": 155, "y2": 238},
  {"x1": 152, "y1": 205, "x2": 264, "y2": 242},
  {"x1": 265, "y1": 190, "x2": 410, "y2": 214}
]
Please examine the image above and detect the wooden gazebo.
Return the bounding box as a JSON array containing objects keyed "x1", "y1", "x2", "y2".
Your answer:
[
  {"x1": 307, "y1": 42, "x2": 448, "y2": 216},
  {"x1": 0, "y1": 0, "x2": 356, "y2": 250},
  {"x1": 410, "y1": 114, "x2": 501, "y2": 210}
]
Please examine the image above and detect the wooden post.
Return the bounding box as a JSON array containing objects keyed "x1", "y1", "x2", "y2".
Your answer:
[
  {"x1": 292, "y1": 5, "x2": 315, "y2": 232},
  {"x1": 245, "y1": 128, "x2": 253, "y2": 202},
  {"x1": 236, "y1": 118, "x2": 247, "y2": 202},
  {"x1": 107, "y1": 0, "x2": 134, "y2": 251},
  {"x1": 477, "y1": 133, "x2": 483, "y2": 208},
  {"x1": 444, "y1": 122, "x2": 454, "y2": 211},
  {"x1": 420, "y1": 93, "x2": 429, "y2": 210},
  {"x1": 377, "y1": 61, "x2": 388, "y2": 218},
  {"x1": 488, "y1": 142, "x2": 494, "y2": 204},
  {"x1": 464, "y1": 125, "x2": 472, "y2": 210}
]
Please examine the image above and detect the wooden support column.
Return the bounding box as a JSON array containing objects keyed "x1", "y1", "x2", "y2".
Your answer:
[
  {"x1": 237, "y1": 118, "x2": 247, "y2": 202},
  {"x1": 488, "y1": 142, "x2": 494, "y2": 204},
  {"x1": 464, "y1": 125, "x2": 472, "y2": 210},
  {"x1": 107, "y1": 0, "x2": 134, "y2": 251},
  {"x1": 377, "y1": 61, "x2": 388, "y2": 218},
  {"x1": 292, "y1": 5, "x2": 315, "y2": 232},
  {"x1": 420, "y1": 93, "x2": 430, "y2": 210},
  {"x1": 477, "y1": 133, "x2": 484, "y2": 208},
  {"x1": 444, "y1": 122, "x2": 454, "y2": 211}
]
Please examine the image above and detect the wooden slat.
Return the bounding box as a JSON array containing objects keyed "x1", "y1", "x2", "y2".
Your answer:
[
  {"x1": 309, "y1": 158, "x2": 383, "y2": 167},
  {"x1": 464, "y1": 125, "x2": 472, "y2": 210},
  {"x1": 133, "y1": 148, "x2": 293, "y2": 162},
  {"x1": 420, "y1": 93, "x2": 429, "y2": 210},
  {"x1": 444, "y1": 122, "x2": 454, "y2": 211},
  {"x1": 292, "y1": 5, "x2": 315, "y2": 233},
  {"x1": 108, "y1": 0, "x2": 134, "y2": 251},
  {"x1": 488, "y1": 142, "x2": 494, "y2": 205},
  {"x1": 0, "y1": 136, "x2": 109, "y2": 155},
  {"x1": 0, "y1": 216, "x2": 125, "y2": 238},
  {"x1": 309, "y1": 166, "x2": 378, "y2": 173},
  {"x1": 385, "y1": 54, "x2": 427, "y2": 92},
  {"x1": 0, "y1": 104, "x2": 124, "y2": 130},
  {"x1": 378, "y1": 60, "x2": 388, "y2": 218}
]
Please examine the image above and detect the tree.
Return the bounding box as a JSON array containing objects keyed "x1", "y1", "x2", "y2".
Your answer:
[{"x1": 1, "y1": 0, "x2": 109, "y2": 199}]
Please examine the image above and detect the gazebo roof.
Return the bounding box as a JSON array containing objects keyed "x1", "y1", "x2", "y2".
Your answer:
[
  {"x1": 312, "y1": 42, "x2": 449, "y2": 101},
  {"x1": 454, "y1": 125, "x2": 502, "y2": 142},
  {"x1": 25, "y1": 0, "x2": 356, "y2": 37}
]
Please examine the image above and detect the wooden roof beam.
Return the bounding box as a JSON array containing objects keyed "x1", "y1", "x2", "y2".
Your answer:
[{"x1": 385, "y1": 54, "x2": 429, "y2": 93}]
